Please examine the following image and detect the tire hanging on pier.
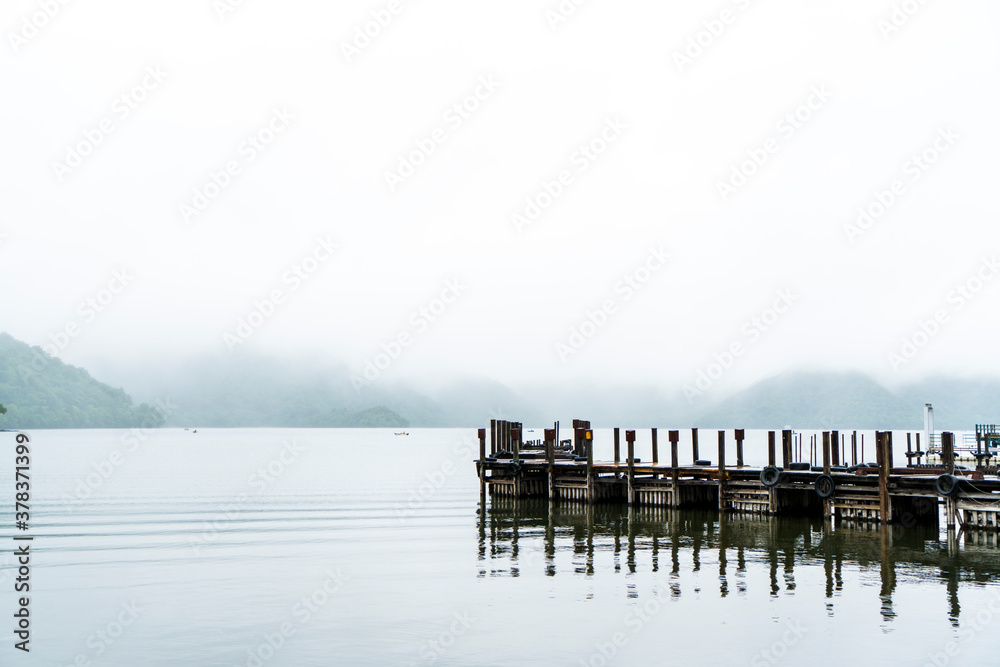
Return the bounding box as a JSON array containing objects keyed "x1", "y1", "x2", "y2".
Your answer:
[
  {"x1": 935, "y1": 474, "x2": 960, "y2": 497},
  {"x1": 814, "y1": 474, "x2": 835, "y2": 499},
  {"x1": 760, "y1": 466, "x2": 782, "y2": 487},
  {"x1": 505, "y1": 461, "x2": 521, "y2": 476}
]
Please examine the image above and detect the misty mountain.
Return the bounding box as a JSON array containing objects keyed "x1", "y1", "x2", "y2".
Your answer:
[
  {"x1": 120, "y1": 352, "x2": 539, "y2": 428},
  {"x1": 692, "y1": 371, "x2": 922, "y2": 429},
  {"x1": 0, "y1": 332, "x2": 164, "y2": 429}
]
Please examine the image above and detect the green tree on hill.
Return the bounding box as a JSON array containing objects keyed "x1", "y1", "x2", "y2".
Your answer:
[{"x1": 0, "y1": 404, "x2": 5, "y2": 415}]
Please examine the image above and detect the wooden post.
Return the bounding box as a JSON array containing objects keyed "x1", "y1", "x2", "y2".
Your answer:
[
  {"x1": 613, "y1": 427, "x2": 620, "y2": 464},
  {"x1": 851, "y1": 431, "x2": 857, "y2": 466},
  {"x1": 831, "y1": 430, "x2": 839, "y2": 466},
  {"x1": 651, "y1": 428, "x2": 659, "y2": 464},
  {"x1": 490, "y1": 419, "x2": 496, "y2": 456},
  {"x1": 692, "y1": 427, "x2": 699, "y2": 462},
  {"x1": 478, "y1": 427, "x2": 487, "y2": 496},
  {"x1": 511, "y1": 426, "x2": 522, "y2": 497},
  {"x1": 942, "y1": 431, "x2": 956, "y2": 528},
  {"x1": 782, "y1": 430, "x2": 791, "y2": 467},
  {"x1": 735, "y1": 429, "x2": 745, "y2": 468},
  {"x1": 768, "y1": 431, "x2": 776, "y2": 466},
  {"x1": 942, "y1": 431, "x2": 955, "y2": 475},
  {"x1": 822, "y1": 431, "x2": 831, "y2": 474},
  {"x1": 915, "y1": 433, "x2": 922, "y2": 465},
  {"x1": 669, "y1": 430, "x2": 680, "y2": 508},
  {"x1": 886, "y1": 431, "x2": 894, "y2": 470},
  {"x1": 861, "y1": 433, "x2": 865, "y2": 464},
  {"x1": 718, "y1": 431, "x2": 726, "y2": 511},
  {"x1": 626, "y1": 430, "x2": 636, "y2": 505},
  {"x1": 545, "y1": 428, "x2": 555, "y2": 501},
  {"x1": 877, "y1": 432, "x2": 890, "y2": 525},
  {"x1": 586, "y1": 430, "x2": 595, "y2": 504}
]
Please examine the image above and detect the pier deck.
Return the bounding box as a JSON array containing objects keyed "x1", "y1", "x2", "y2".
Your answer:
[{"x1": 475, "y1": 421, "x2": 1000, "y2": 530}]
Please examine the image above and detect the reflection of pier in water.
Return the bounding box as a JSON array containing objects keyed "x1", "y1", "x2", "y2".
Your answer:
[{"x1": 477, "y1": 498, "x2": 1000, "y2": 624}]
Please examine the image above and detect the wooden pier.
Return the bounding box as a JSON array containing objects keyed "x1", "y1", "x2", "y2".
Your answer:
[{"x1": 474, "y1": 420, "x2": 1000, "y2": 531}]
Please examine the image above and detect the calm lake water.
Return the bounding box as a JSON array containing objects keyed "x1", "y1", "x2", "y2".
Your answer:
[{"x1": 1, "y1": 427, "x2": 999, "y2": 666}]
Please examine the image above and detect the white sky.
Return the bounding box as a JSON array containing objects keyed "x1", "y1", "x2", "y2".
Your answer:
[{"x1": 2, "y1": 0, "x2": 998, "y2": 401}]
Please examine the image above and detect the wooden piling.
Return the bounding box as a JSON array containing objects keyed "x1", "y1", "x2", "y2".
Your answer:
[
  {"x1": 768, "y1": 431, "x2": 776, "y2": 466},
  {"x1": 822, "y1": 432, "x2": 831, "y2": 475},
  {"x1": 735, "y1": 429, "x2": 745, "y2": 468},
  {"x1": 718, "y1": 431, "x2": 726, "y2": 511},
  {"x1": 626, "y1": 430, "x2": 636, "y2": 505},
  {"x1": 942, "y1": 431, "x2": 956, "y2": 528},
  {"x1": 490, "y1": 419, "x2": 496, "y2": 456},
  {"x1": 545, "y1": 428, "x2": 555, "y2": 500},
  {"x1": 692, "y1": 428, "x2": 700, "y2": 462},
  {"x1": 586, "y1": 429, "x2": 595, "y2": 504},
  {"x1": 782, "y1": 430, "x2": 791, "y2": 467},
  {"x1": 851, "y1": 431, "x2": 857, "y2": 466},
  {"x1": 614, "y1": 427, "x2": 620, "y2": 464},
  {"x1": 478, "y1": 427, "x2": 487, "y2": 496},
  {"x1": 877, "y1": 431, "x2": 890, "y2": 525},
  {"x1": 669, "y1": 430, "x2": 679, "y2": 508},
  {"x1": 831, "y1": 430, "x2": 839, "y2": 467},
  {"x1": 651, "y1": 428, "x2": 659, "y2": 464}
]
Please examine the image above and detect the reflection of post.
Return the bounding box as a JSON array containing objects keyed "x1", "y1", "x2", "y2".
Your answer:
[
  {"x1": 718, "y1": 517, "x2": 728, "y2": 597},
  {"x1": 879, "y1": 525, "x2": 896, "y2": 622},
  {"x1": 545, "y1": 498, "x2": 555, "y2": 576},
  {"x1": 627, "y1": 503, "x2": 636, "y2": 574},
  {"x1": 586, "y1": 503, "x2": 595, "y2": 576}
]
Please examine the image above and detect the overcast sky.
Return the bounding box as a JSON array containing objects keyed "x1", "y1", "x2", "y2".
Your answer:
[{"x1": 2, "y1": 0, "x2": 998, "y2": 401}]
